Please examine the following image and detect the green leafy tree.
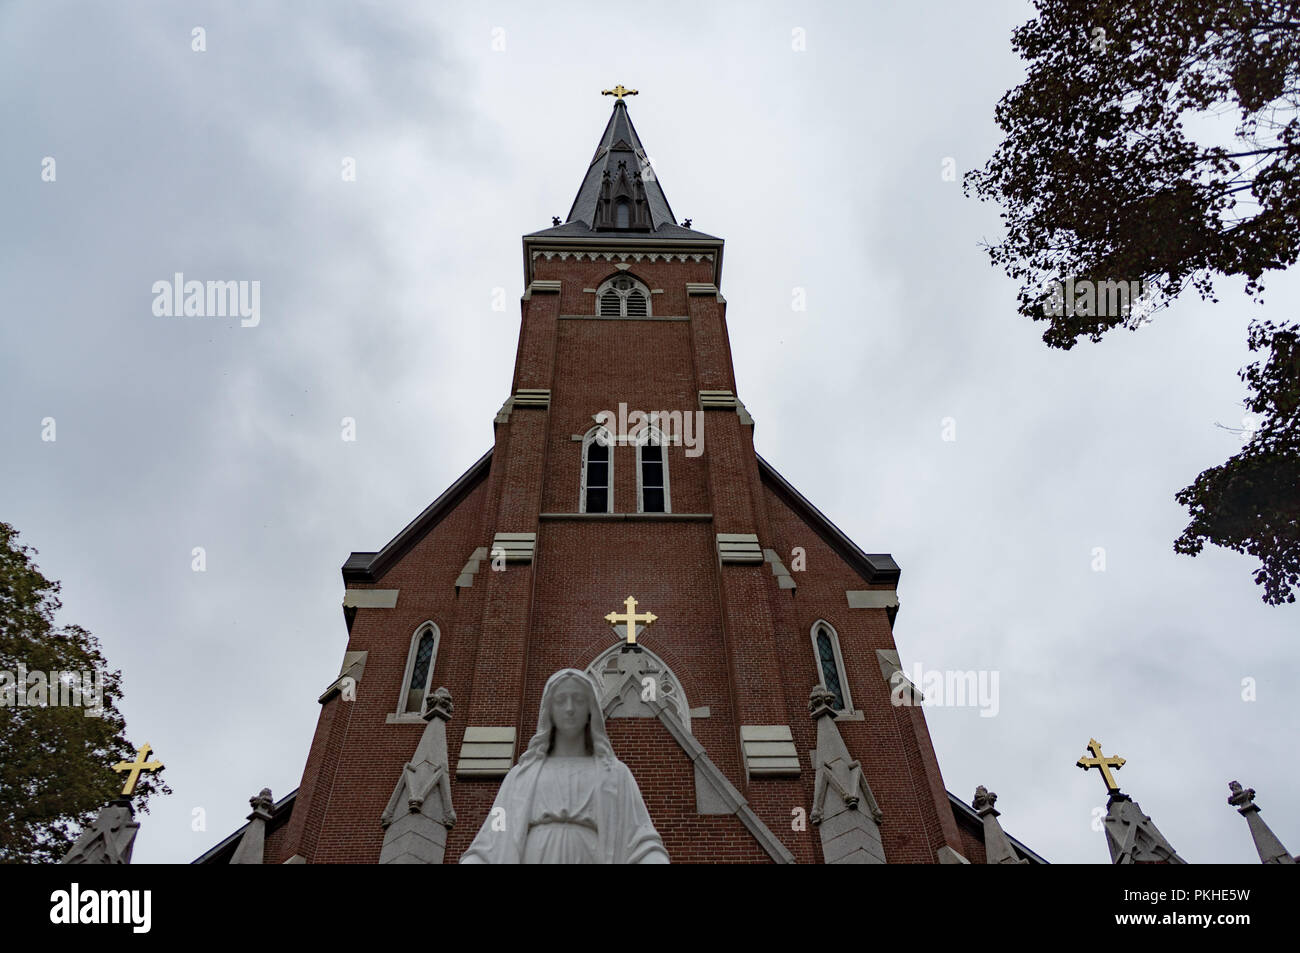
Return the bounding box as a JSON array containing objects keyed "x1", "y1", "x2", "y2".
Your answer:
[
  {"x1": 0, "y1": 522, "x2": 169, "y2": 863},
  {"x1": 1175, "y1": 322, "x2": 1300, "y2": 600},
  {"x1": 966, "y1": 0, "x2": 1300, "y2": 603}
]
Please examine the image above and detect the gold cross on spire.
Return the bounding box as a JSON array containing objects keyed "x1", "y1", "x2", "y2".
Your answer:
[
  {"x1": 602, "y1": 85, "x2": 638, "y2": 101},
  {"x1": 1076, "y1": 738, "x2": 1126, "y2": 795},
  {"x1": 112, "y1": 742, "x2": 164, "y2": 796},
  {"x1": 605, "y1": 595, "x2": 656, "y2": 647}
]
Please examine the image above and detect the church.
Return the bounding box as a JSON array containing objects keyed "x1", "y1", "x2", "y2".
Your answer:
[{"x1": 195, "y1": 89, "x2": 1046, "y2": 865}]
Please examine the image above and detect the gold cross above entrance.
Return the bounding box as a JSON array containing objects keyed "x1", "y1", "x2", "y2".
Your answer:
[
  {"x1": 602, "y1": 85, "x2": 638, "y2": 101},
  {"x1": 605, "y1": 595, "x2": 656, "y2": 646},
  {"x1": 1076, "y1": 738, "x2": 1125, "y2": 795},
  {"x1": 112, "y1": 742, "x2": 164, "y2": 796}
]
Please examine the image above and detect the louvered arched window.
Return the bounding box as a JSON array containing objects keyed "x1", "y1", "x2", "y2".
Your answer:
[
  {"x1": 810, "y1": 620, "x2": 852, "y2": 712},
  {"x1": 399, "y1": 622, "x2": 440, "y2": 715},
  {"x1": 595, "y1": 276, "x2": 651, "y2": 318},
  {"x1": 636, "y1": 425, "x2": 670, "y2": 513},
  {"x1": 580, "y1": 426, "x2": 614, "y2": 513}
]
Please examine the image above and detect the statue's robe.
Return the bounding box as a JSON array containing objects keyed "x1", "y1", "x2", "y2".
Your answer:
[{"x1": 460, "y1": 754, "x2": 667, "y2": 864}]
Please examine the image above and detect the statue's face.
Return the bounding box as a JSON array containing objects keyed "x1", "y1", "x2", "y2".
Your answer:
[{"x1": 549, "y1": 678, "x2": 589, "y2": 743}]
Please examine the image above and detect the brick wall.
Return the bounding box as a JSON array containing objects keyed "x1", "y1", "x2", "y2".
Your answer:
[{"x1": 274, "y1": 248, "x2": 971, "y2": 864}]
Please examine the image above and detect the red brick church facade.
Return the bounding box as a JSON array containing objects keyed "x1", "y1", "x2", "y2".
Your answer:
[{"x1": 198, "y1": 96, "x2": 1042, "y2": 865}]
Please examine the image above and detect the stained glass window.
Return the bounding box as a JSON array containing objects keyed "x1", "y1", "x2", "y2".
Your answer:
[
  {"x1": 816, "y1": 626, "x2": 845, "y2": 710},
  {"x1": 404, "y1": 628, "x2": 436, "y2": 714}
]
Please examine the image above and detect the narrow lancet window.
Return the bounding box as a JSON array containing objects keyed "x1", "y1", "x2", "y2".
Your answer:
[
  {"x1": 401, "y1": 624, "x2": 439, "y2": 715},
  {"x1": 582, "y1": 427, "x2": 613, "y2": 513},
  {"x1": 811, "y1": 621, "x2": 851, "y2": 712},
  {"x1": 637, "y1": 427, "x2": 669, "y2": 513}
]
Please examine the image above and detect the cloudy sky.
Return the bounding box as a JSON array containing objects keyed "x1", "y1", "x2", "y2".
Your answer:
[{"x1": 3, "y1": 1, "x2": 1296, "y2": 864}]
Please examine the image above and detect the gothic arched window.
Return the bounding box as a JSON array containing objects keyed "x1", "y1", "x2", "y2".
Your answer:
[
  {"x1": 595, "y1": 276, "x2": 652, "y2": 318},
  {"x1": 580, "y1": 426, "x2": 613, "y2": 513},
  {"x1": 616, "y1": 199, "x2": 631, "y2": 228},
  {"x1": 636, "y1": 425, "x2": 670, "y2": 514},
  {"x1": 810, "y1": 620, "x2": 852, "y2": 712},
  {"x1": 399, "y1": 622, "x2": 440, "y2": 715}
]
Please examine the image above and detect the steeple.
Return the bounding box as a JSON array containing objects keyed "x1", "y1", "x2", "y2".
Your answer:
[
  {"x1": 1077, "y1": 738, "x2": 1186, "y2": 864},
  {"x1": 524, "y1": 93, "x2": 720, "y2": 246}
]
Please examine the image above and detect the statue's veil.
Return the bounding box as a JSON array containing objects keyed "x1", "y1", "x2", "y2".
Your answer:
[
  {"x1": 518, "y1": 668, "x2": 615, "y2": 769},
  {"x1": 461, "y1": 666, "x2": 668, "y2": 864}
]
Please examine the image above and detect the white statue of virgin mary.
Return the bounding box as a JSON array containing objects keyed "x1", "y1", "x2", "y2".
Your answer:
[{"x1": 459, "y1": 668, "x2": 669, "y2": 864}]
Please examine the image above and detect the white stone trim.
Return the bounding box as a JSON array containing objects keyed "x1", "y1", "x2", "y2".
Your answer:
[
  {"x1": 764, "y1": 548, "x2": 796, "y2": 590},
  {"x1": 876, "y1": 648, "x2": 922, "y2": 704},
  {"x1": 455, "y1": 546, "x2": 490, "y2": 589},
  {"x1": 717, "y1": 533, "x2": 763, "y2": 564},
  {"x1": 490, "y1": 532, "x2": 536, "y2": 563},
  {"x1": 342, "y1": 589, "x2": 398, "y2": 609},
  {"x1": 740, "y1": 725, "x2": 800, "y2": 777},
  {"x1": 735, "y1": 398, "x2": 753, "y2": 426},
  {"x1": 698, "y1": 389, "x2": 738, "y2": 409},
  {"x1": 846, "y1": 590, "x2": 899, "y2": 610},
  {"x1": 522, "y1": 279, "x2": 560, "y2": 300},
  {"x1": 455, "y1": 726, "x2": 516, "y2": 777},
  {"x1": 531, "y1": 250, "x2": 714, "y2": 263},
  {"x1": 649, "y1": 707, "x2": 794, "y2": 862},
  {"x1": 512, "y1": 388, "x2": 550, "y2": 408},
  {"x1": 318, "y1": 650, "x2": 368, "y2": 704},
  {"x1": 559, "y1": 314, "x2": 688, "y2": 322}
]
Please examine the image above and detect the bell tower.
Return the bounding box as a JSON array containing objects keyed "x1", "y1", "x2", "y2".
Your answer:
[{"x1": 203, "y1": 91, "x2": 1043, "y2": 866}]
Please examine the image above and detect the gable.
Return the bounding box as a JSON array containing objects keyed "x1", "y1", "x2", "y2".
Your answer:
[
  {"x1": 756, "y1": 453, "x2": 900, "y2": 586},
  {"x1": 342, "y1": 449, "x2": 493, "y2": 584}
]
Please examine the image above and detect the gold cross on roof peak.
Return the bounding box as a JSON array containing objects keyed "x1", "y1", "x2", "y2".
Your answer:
[
  {"x1": 605, "y1": 595, "x2": 656, "y2": 646},
  {"x1": 1076, "y1": 737, "x2": 1126, "y2": 795},
  {"x1": 602, "y1": 85, "x2": 638, "y2": 101},
  {"x1": 112, "y1": 742, "x2": 164, "y2": 796}
]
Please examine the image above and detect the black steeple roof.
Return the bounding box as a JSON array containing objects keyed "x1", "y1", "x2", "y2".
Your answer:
[{"x1": 524, "y1": 98, "x2": 720, "y2": 242}]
